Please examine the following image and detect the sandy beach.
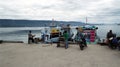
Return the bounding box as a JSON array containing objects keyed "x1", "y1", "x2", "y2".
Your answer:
[{"x1": 0, "y1": 43, "x2": 120, "y2": 67}]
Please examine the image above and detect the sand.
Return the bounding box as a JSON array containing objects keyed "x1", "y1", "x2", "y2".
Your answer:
[{"x1": 0, "y1": 43, "x2": 120, "y2": 67}]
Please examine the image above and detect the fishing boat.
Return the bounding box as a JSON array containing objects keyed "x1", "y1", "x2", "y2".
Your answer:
[
  {"x1": 45, "y1": 19, "x2": 74, "y2": 43},
  {"x1": 49, "y1": 19, "x2": 60, "y2": 39},
  {"x1": 44, "y1": 19, "x2": 60, "y2": 43},
  {"x1": 81, "y1": 17, "x2": 100, "y2": 44},
  {"x1": 44, "y1": 18, "x2": 100, "y2": 44},
  {"x1": 81, "y1": 25, "x2": 100, "y2": 44}
]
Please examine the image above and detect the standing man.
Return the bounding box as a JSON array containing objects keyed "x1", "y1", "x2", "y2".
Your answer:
[
  {"x1": 28, "y1": 31, "x2": 35, "y2": 44},
  {"x1": 63, "y1": 31, "x2": 69, "y2": 49},
  {"x1": 75, "y1": 27, "x2": 87, "y2": 49}
]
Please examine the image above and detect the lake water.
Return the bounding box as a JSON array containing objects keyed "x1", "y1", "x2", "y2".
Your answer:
[{"x1": 0, "y1": 25, "x2": 120, "y2": 43}]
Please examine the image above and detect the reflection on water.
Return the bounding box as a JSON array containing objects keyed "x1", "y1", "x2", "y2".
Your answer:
[{"x1": 0, "y1": 25, "x2": 120, "y2": 43}]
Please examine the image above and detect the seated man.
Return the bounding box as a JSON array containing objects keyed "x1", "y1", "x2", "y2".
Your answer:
[
  {"x1": 28, "y1": 31, "x2": 35, "y2": 44},
  {"x1": 106, "y1": 30, "x2": 114, "y2": 45}
]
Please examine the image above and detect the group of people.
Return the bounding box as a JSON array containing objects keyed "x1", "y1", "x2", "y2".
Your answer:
[
  {"x1": 106, "y1": 30, "x2": 120, "y2": 50},
  {"x1": 28, "y1": 24, "x2": 87, "y2": 50},
  {"x1": 61, "y1": 26, "x2": 87, "y2": 50}
]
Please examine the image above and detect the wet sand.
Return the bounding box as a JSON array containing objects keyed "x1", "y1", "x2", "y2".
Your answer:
[{"x1": 0, "y1": 43, "x2": 120, "y2": 67}]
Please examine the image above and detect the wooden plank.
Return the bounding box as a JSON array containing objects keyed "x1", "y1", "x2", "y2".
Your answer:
[
  {"x1": 0, "y1": 40, "x2": 3, "y2": 44},
  {"x1": 2, "y1": 40, "x2": 24, "y2": 43}
]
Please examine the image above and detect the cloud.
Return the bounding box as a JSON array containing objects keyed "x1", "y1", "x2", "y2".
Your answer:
[{"x1": 0, "y1": 0, "x2": 120, "y2": 23}]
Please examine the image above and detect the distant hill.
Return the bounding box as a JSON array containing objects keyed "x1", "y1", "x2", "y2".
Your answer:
[{"x1": 0, "y1": 19, "x2": 85, "y2": 27}]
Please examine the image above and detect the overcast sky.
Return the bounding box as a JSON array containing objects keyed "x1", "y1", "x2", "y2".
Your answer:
[{"x1": 0, "y1": 0, "x2": 120, "y2": 23}]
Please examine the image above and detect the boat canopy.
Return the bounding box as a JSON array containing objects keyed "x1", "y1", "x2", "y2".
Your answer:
[{"x1": 82, "y1": 25, "x2": 98, "y2": 30}]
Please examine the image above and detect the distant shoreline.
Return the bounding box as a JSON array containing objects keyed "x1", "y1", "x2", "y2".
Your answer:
[{"x1": 0, "y1": 24, "x2": 119, "y2": 28}]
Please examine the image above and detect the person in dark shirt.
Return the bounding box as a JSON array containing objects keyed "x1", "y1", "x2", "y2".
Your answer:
[
  {"x1": 107, "y1": 30, "x2": 114, "y2": 39},
  {"x1": 106, "y1": 30, "x2": 114, "y2": 47},
  {"x1": 75, "y1": 27, "x2": 87, "y2": 48},
  {"x1": 28, "y1": 31, "x2": 35, "y2": 44}
]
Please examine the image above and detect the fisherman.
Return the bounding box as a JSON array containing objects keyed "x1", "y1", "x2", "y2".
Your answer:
[
  {"x1": 66, "y1": 24, "x2": 71, "y2": 38},
  {"x1": 75, "y1": 27, "x2": 87, "y2": 50},
  {"x1": 63, "y1": 31, "x2": 69, "y2": 49},
  {"x1": 106, "y1": 30, "x2": 114, "y2": 47},
  {"x1": 28, "y1": 31, "x2": 35, "y2": 44},
  {"x1": 107, "y1": 30, "x2": 114, "y2": 40},
  {"x1": 63, "y1": 24, "x2": 73, "y2": 41}
]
